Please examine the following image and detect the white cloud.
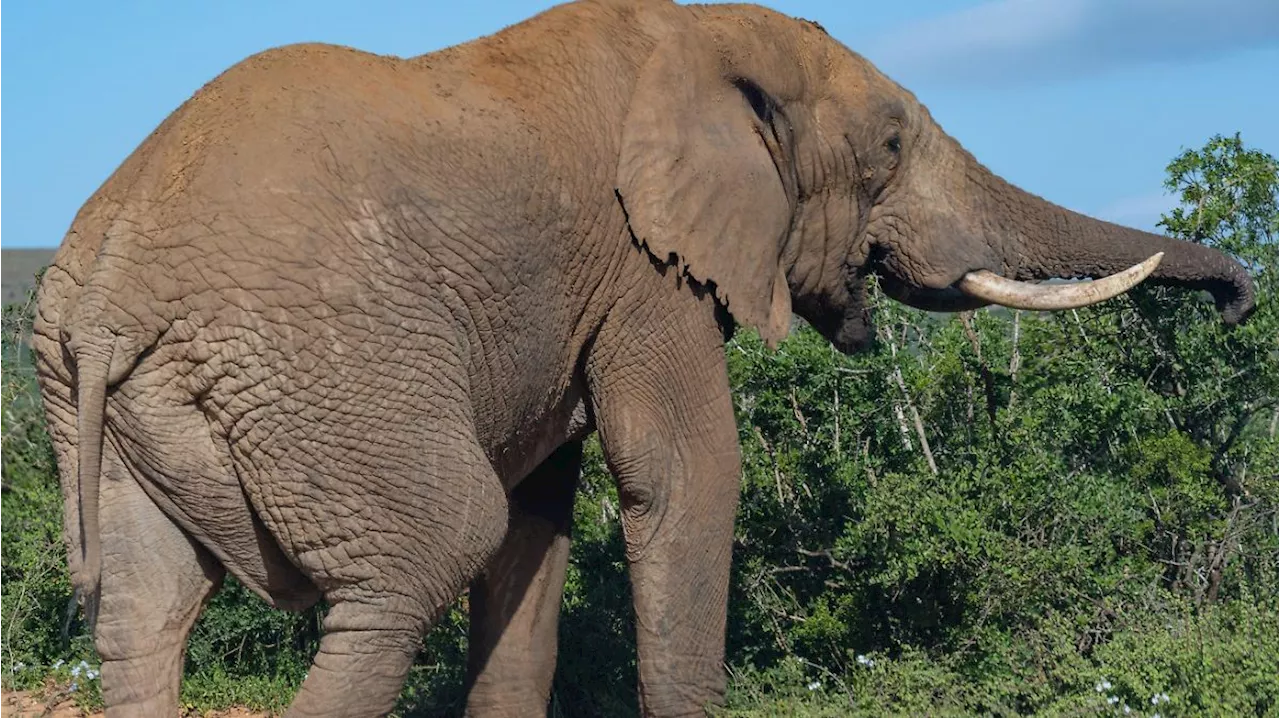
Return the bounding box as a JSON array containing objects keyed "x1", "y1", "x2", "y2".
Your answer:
[{"x1": 865, "y1": 0, "x2": 1278, "y2": 87}]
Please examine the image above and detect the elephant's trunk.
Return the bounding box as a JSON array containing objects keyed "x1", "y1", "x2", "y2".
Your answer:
[{"x1": 967, "y1": 154, "x2": 1256, "y2": 324}]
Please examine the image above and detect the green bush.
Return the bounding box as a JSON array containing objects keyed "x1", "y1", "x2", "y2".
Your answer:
[
  {"x1": 2, "y1": 293, "x2": 95, "y2": 687},
  {"x1": 2, "y1": 135, "x2": 1275, "y2": 717}
]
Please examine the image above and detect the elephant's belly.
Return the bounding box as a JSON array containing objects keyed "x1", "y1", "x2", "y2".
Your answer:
[{"x1": 482, "y1": 384, "x2": 595, "y2": 492}]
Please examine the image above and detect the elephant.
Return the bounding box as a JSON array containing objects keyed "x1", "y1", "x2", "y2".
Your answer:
[{"x1": 32, "y1": 1, "x2": 1254, "y2": 716}]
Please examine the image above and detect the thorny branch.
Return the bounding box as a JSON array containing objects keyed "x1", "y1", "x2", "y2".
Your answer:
[
  {"x1": 1007, "y1": 310, "x2": 1022, "y2": 410},
  {"x1": 960, "y1": 311, "x2": 998, "y2": 429},
  {"x1": 879, "y1": 322, "x2": 938, "y2": 475}
]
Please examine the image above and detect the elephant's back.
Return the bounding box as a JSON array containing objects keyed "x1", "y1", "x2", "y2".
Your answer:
[
  {"x1": 123, "y1": 43, "x2": 437, "y2": 207},
  {"x1": 38, "y1": 42, "x2": 454, "y2": 334}
]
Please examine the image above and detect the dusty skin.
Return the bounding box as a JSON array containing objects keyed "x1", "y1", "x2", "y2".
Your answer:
[{"x1": 35, "y1": 1, "x2": 1254, "y2": 716}]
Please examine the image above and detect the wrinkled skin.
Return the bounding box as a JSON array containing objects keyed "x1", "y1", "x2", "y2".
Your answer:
[{"x1": 34, "y1": 1, "x2": 1255, "y2": 716}]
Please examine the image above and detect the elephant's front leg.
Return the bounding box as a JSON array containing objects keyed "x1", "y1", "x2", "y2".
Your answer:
[
  {"x1": 465, "y1": 441, "x2": 582, "y2": 717},
  {"x1": 587, "y1": 306, "x2": 742, "y2": 717}
]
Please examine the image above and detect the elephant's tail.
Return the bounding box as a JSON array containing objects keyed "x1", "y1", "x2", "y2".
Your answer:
[
  {"x1": 64, "y1": 227, "x2": 164, "y2": 603},
  {"x1": 72, "y1": 343, "x2": 112, "y2": 599}
]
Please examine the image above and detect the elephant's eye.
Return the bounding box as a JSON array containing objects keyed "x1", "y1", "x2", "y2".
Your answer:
[{"x1": 886, "y1": 134, "x2": 901, "y2": 154}]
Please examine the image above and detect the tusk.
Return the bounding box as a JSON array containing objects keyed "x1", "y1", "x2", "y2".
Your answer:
[{"x1": 956, "y1": 253, "x2": 1164, "y2": 311}]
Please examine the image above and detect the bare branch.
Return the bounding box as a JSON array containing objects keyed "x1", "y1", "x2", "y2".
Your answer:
[
  {"x1": 1008, "y1": 310, "x2": 1022, "y2": 410},
  {"x1": 960, "y1": 312, "x2": 998, "y2": 428}
]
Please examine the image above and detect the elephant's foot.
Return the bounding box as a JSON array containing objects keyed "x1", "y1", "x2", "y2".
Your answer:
[
  {"x1": 636, "y1": 670, "x2": 731, "y2": 718},
  {"x1": 465, "y1": 681, "x2": 558, "y2": 718},
  {"x1": 281, "y1": 607, "x2": 422, "y2": 718},
  {"x1": 98, "y1": 648, "x2": 189, "y2": 718}
]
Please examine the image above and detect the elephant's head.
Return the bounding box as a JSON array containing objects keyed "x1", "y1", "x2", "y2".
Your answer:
[{"x1": 615, "y1": 4, "x2": 1256, "y2": 352}]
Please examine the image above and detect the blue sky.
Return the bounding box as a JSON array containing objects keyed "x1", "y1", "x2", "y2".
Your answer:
[{"x1": 3, "y1": 0, "x2": 1276, "y2": 248}]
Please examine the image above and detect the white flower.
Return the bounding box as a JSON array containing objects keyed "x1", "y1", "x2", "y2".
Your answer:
[
  {"x1": 86, "y1": 669, "x2": 99, "y2": 680},
  {"x1": 807, "y1": 681, "x2": 822, "y2": 691},
  {"x1": 1152, "y1": 713, "x2": 1161, "y2": 718},
  {"x1": 1101, "y1": 680, "x2": 1112, "y2": 690},
  {"x1": 1107, "y1": 695, "x2": 1119, "y2": 705},
  {"x1": 856, "y1": 654, "x2": 869, "y2": 665},
  {"x1": 70, "y1": 665, "x2": 82, "y2": 678},
  {"x1": 1122, "y1": 705, "x2": 1131, "y2": 714},
  {"x1": 52, "y1": 659, "x2": 65, "y2": 669},
  {"x1": 69, "y1": 681, "x2": 78, "y2": 692}
]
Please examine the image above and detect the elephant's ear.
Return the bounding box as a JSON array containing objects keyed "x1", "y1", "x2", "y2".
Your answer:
[{"x1": 616, "y1": 28, "x2": 799, "y2": 348}]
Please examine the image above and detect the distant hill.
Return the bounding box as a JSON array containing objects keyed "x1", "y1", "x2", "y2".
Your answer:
[{"x1": 2, "y1": 249, "x2": 56, "y2": 306}]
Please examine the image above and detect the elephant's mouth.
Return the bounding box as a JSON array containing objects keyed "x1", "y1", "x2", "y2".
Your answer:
[{"x1": 873, "y1": 254, "x2": 1166, "y2": 313}]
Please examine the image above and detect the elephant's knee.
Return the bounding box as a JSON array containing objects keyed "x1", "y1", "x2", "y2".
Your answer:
[{"x1": 602, "y1": 421, "x2": 741, "y2": 563}]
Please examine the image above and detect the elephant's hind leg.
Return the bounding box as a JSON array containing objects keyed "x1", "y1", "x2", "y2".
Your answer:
[
  {"x1": 93, "y1": 437, "x2": 225, "y2": 717},
  {"x1": 465, "y1": 441, "x2": 582, "y2": 717},
  {"x1": 280, "y1": 434, "x2": 509, "y2": 718}
]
